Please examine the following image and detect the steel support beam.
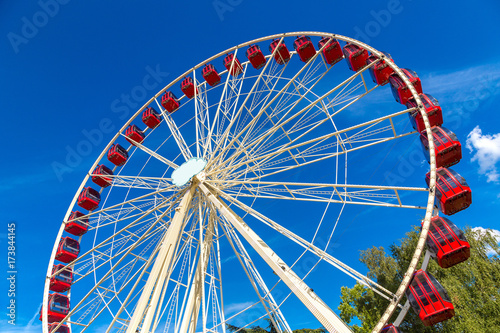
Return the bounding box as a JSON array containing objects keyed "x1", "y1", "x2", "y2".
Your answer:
[
  {"x1": 178, "y1": 214, "x2": 215, "y2": 333},
  {"x1": 125, "y1": 186, "x2": 196, "y2": 333},
  {"x1": 198, "y1": 182, "x2": 352, "y2": 333}
]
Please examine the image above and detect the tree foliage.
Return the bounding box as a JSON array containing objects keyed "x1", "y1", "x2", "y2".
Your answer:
[
  {"x1": 338, "y1": 227, "x2": 500, "y2": 333},
  {"x1": 226, "y1": 318, "x2": 325, "y2": 333}
]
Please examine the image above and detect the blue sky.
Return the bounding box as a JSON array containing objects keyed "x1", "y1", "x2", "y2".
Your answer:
[{"x1": 1, "y1": 0, "x2": 500, "y2": 331}]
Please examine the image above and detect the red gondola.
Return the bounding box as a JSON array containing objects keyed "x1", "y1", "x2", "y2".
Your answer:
[
  {"x1": 180, "y1": 77, "x2": 198, "y2": 99},
  {"x1": 125, "y1": 124, "x2": 145, "y2": 145},
  {"x1": 48, "y1": 322, "x2": 70, "y2": 333},
  {"x1": 223, "y1": 53, "x2": 243, "y2": 76},
  {"x1": 381, "y1": 324, "x2": 402, "y2": 333},
  {"x1": 142, "y1": 107, "x2": 161, "y2": 129},
  {"x1": 77, "y1": 187, "x2": 101, "y2": 211},
  {"x1": 246, "y1": 44, "x2": 266, "y2": 69},
  {"x1": 202, "y1": 64, "x2": 221, "y2": 87},
  {"x1": 420, "y1": 126, "x2": 462, "y2": 168},
  {"x1": 317, "y1": 37, "x2": 343, "y2": 66},
  {"x1": 406, "y1": 94, "x2": 443, "y2": 133},
  {"x1": 91, "y1": 164, "x2": 113, "y2": 188},
  {"x1": 426, "y1": 167, "x2": 472, "y2": 215},
  {"x1": 161, "y1": 91, "x2": 180, "y2": 113},
  {"x1": 425, "y1": 216, "x2": 470, "y2": 268},
  {"x1": 293, "y1": 36, "x2": 316, "y2": 63},
  {"x1": 366, "y1": 52, "x2": 395, "y2": 86},
  {"x1": 406, "y1": 270, "x2": 455, "y2": 326},
  {"x1": 40, "y1": 293, "x2": 70, "y2": 323},
  {"x1": 389, "y1": 68, "x2": 423, "y2": 104},
  {"x1": 269, "y1": 39, "x2": 291, "y2": 65},
  {"x1": 343, "y1": 42, "x2": 369, "y2": 72},
  {"x1": 64, "y1": 211, "x2": 88, "y2": 236},
  {"x1": 107, "y1": 144, "x2": 128, "y2": 166},
  {"x1": 55, "y1": 237, "x2": 80, "y2": 263},
  {"x1": 49, "y1": 264, "x2": 73, "y2": 293}
]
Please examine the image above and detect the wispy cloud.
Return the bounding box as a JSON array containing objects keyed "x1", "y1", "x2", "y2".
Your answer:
[
  {"x1": 225, "y1": 301, "x2": 256, "y2": 315},
  {"x1": 466, "y1": 126, "x2": 500, "y2": 182},
  {"x1": 0, "y1": 323, "x2": 41, "y2": 333},
  {"x1": 346, "y1": 61, "x2": 500, "y2": 119},
  {"x1": 420, "y1": 62, "x2": 500, "y2": 123},
  {"x1": 0, "y1": 305, "x2": 42, "y2": 333},
  {"x1": 420, "y1": 63, "x2": 500, "y2": 97}
]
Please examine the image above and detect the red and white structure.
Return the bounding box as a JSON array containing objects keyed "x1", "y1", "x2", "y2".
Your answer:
[{"x1": 42, "y1": 32, "x2": 472, "y2": 333}]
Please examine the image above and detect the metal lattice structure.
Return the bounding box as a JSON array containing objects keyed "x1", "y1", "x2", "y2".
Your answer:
[{"x1": 42, "y1": 32, "x2": 437, "y2": 333}]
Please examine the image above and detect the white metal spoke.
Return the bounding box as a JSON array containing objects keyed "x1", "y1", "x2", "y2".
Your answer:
[
  {"x1": 215, "y1": 57, "x2": 378, "y2": 173},
  {"x1": 210, "y1": 108, "x2": 414, "y2": 182},
  {"x1": 217, "y1": 189, "x2": 398, "y2": 302},
  {"x1": 155, "y1": 99, "x2": 193, "y2": 161},
  {"x1": 88, "y1": 173, "x2": 174, "y2": 191},
  {"x1": 210, "y1": 179, "x2": 427, "y2": 209},
  {"x1": 119, "y1": 133, "x2": 179, "y2": 169}
]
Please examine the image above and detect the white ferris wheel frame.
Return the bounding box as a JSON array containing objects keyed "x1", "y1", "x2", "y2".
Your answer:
[{"x1": 42, "y1": 31, "x2": 438, "y2": 333}]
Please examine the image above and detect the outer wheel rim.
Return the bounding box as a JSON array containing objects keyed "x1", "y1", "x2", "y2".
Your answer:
[{"x1": 42, "y1": 32, "x2": 437, "y2": 333}]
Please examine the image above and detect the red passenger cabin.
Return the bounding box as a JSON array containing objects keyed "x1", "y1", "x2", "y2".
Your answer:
[
  {"x1": 425, "y1": 216, "x2": 470, "y2": 268},
  {"x1": 269, "y1": 39, "x2": 291, "y2": 65},
  {"x1": 48, "y1": 323, "x2": 70, "y2": 333},
  {"x1": 406, "y1": 94, "x2": 443, "y2": 133},
  {"x1": 420, "y1": 126, "x2": 462, "y2": 168},
  {"x1": 55, "y1": 237, "x2": 80, "y2": 263},
  {"x1": 77, "y1": 187, "x2": 101, "y2": 211},
  {"x1": 426, "y1": 168, "x2": 472, "y2": 216},
  {"x1": 406, "y1": 270, "x2": 455, "y2": 326},
  {"x1": 49, "y1": 264, "x2": 73, "y2": 293},
  {"x1": 343, "y1": 42, "x2": 369, "y2": 72},
  {"x1": 366, "y1": 52, "x2": 394, "y2": 86},
  {"x1": 293, "y1": 36, "x2": 316, "y2": 63},
  {"x1": 181, "y1": 77, "x2": 198, "y2": 99},
  {"x1": 142, "y1": 107, "x2": 161, "y2": 129},
  {"x1": 107, "y1": 144, "x2": 128, "y2": 166},
  {"x1": 246, "y1": 45, "x2": 266, "y2": 69},
  {"x1": 125, "y1": 124, "x2": 145, "y2": 145},
  {"x1": 64, "y1": 211, "x2": 88, "y2": 236},
  {"x1": 389, "y1": 69, "x2": 423, "y2": 104},
  {"x1": 223, "y1": 53, "x2": 243, "y2": 76},
  {"x1": 91, "y1": 164, "x2": 113, "y2": 188},
  {"x1": 202, "y1": 64, "x2": 221, "y2": 87},
  {"x1": 317, "y1": 37, "x2": 343, "y2": 66},
  {"x1": 381, "y1": 324, "x2": 402, "y2": 333},
  {"x1": 40, "y1": 293, "x2": 70, "y2": 323},
  {"x1": 161, "y1": 91, "x2": 180, "y2": 113}
]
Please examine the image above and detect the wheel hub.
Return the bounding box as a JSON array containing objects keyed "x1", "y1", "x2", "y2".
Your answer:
[{"x1": 171, "y1": 157, "x2": 207, "y2": 186}]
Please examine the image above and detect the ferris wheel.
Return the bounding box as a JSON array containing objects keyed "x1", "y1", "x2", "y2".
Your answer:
[{"x1": 41, "y1": 32, "x2": 473, "y2": 333}]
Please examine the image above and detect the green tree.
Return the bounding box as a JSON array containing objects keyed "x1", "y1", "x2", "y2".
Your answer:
[
  {"x1": 339, "y1": 227, "x2": 500, "y2": 333},
  {"x1": 226, "y1": 318, "x2": 325, "y2": 333}
]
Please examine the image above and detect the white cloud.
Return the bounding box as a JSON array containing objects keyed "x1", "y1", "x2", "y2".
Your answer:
[
  {"x1": 466, "y1": 126, "x2": 500, "y2": 182},
  {"x1": 472, "y1": 227, "x2": 500, "y2": 256}
]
